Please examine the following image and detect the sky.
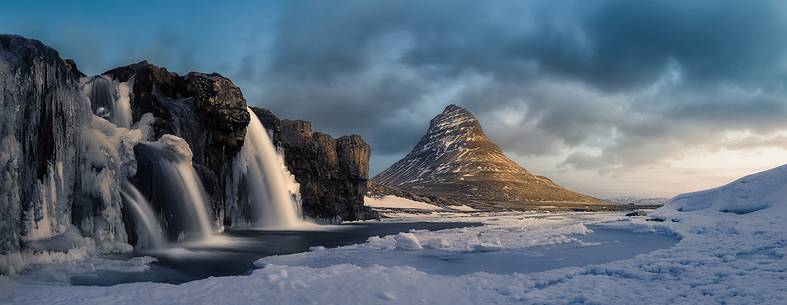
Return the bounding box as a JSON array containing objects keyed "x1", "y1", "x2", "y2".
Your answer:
[{"x1": 4, "y1": 0, "x2": 787, "y2": 198}]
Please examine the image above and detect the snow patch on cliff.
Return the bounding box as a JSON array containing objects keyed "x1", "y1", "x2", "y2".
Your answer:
[{"x1": 364, "y1": 196, "x2": 441, "y2": 210}]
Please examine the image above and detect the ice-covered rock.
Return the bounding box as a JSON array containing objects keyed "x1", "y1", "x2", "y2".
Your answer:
[
  {"x1": 0, "y1": 35, "x2": 148, "y2": 272},
  {"x1": 0, "y1": 35, "x2": 84, "y2": 263}
]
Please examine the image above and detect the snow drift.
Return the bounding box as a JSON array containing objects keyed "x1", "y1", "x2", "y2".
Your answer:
[{"x1": 663, "y1": 164, "x2": 787, "y2": 215}]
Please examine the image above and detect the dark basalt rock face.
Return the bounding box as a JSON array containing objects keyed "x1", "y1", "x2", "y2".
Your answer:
[
  {"x1": 183, "y1": 72, "x2": 249, "y2": 147},
  {"x1": 63, "y1": 59, "x2": 86, "y2": 78},
  {"x1": 251, "y1": 107, "x2": 379, "y2": 221},
  {"x1": 104, "y1": 62, "x2": 250, "y2": 228},
  {"x1": 250, "y1": 106, "x2": 282, "y2": 147},
  {"x1": 270, "y1": 119, "x2": 377, "y2": 221},
  {"x1": 105, "y1": 61, "x2": 376, "y2": 224},
  {"x1": 374, "y1": 104, "x2": 603, "y2": 208}
]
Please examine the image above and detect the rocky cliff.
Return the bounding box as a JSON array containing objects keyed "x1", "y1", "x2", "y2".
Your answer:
[
  {"x1": 373, "y1": 104, "x2": 602, "y2": 208},
  {"x1": 103, "y1": 61, "x2": 376, "y2": 226},
  {"x1": 273, "y1": 119, "x2": 376, "y2": 221},
  {"x1": 1, "y1": 35, "x2": 85, "y2": 257},
  {"x1": 103, "y1": 62, "x2": 250, "y2": 230},
  {"x1": 0, "y1": 35, "x2": 375, "y2": 272},
  {"x1": 0, "y1": 35, "x2": 140, "y2": 266}
]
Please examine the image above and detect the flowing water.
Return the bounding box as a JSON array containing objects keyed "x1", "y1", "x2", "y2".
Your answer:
[
  {"x1": 120, "y1": 181, "x2": 165, "y2": 249},
  {"x1": 134, "y1": 137, "x2": 214, "y2": 241},
  {"x1": 68, "y1": 223, "x2": 678, "y2": 286},
  {"x1": 71, "y1": 222, "x2": 479, "y2": 286},
  {"x1": 235, "y1": 107, "x2": 304, "y2": 228},
  {"x1": 113, "y1": 80, "x2": 133, "y2": 128},
  {"x1": 84, "y1": 75, "x2": 133, "y2": 128}
]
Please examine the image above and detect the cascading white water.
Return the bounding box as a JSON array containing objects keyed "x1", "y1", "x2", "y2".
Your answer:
[
  {"x1": 237, "y1": 107, "x2": 304, "y2": 228},
  {"x1": 138, "y1": 135, "x2": 214, "y2": 240},
  {"x1": 171, "y1": 161, "x2": 213, "y2": 239},
  {"x1": 113, "y1": 80, "x2": 133, "y2": 128},
  {"x1": 83, "y1": 75, "x2": 133, "y2": 128},
  {"x1": 120, "y1": 181, "x2": 165, "y2": 249}
]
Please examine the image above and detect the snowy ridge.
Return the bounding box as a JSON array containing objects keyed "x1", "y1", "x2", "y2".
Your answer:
[
  {"x1": 373, "y1": 105, "x2": 600, "y2": 205},
  {"x1": 663, "y1": 163, "x2": 787, "y2": 215}
]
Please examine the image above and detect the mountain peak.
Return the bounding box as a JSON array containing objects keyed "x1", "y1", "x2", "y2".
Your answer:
[
  {"x1": 373, "y1": 105, "x2": 601, "y2": 206},
  {"x1": 443, "y1": 103, "x2": 464, "y2": 112}
]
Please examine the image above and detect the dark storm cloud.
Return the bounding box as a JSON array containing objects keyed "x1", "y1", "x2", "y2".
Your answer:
[{"x1": 251, "y1": 0, "x2": 787, "y2": 174}]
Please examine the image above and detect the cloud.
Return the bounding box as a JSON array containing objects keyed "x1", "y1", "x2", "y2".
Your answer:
[
  {"x1": 12, "y1": 0, "x2": 787, "y2": 180},
  {"x1": 252, "y1": 0, "x2": 787, "y2": 176}
]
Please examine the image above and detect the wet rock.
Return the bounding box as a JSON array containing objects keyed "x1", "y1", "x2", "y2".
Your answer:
[
  {"x1": 183, "y1": 72, "x2": 249, "y2": 146},
  {"x1": 626, "y1": 211, "x2": 648, "y2": 217},
  {"x1": 104, "y1": 63, "x2": 250, "y2": 228},
  {"x1": 250, "y1": 106, "x2": 281, "y2": 147}
]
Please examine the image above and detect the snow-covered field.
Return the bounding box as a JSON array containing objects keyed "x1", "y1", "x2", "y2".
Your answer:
[
  {"x1": 364, "y1": 195, "x2": 442, "y2": 210},
  {"x1": 364, "y1": 195, "x2": 477, "y2": 211},
  {"x1": 2, "y1": 208, "x2": 784, "y2": 304},
  {"x1": 4, "y1": 165, "x2": 787, "y2": 304}
]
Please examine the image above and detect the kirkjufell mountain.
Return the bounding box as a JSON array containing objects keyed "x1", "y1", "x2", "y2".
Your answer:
[{"x1": 373, "y1": 105, "x2": 602, "y2": 206}]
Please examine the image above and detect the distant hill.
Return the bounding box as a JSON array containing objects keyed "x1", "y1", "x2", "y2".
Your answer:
[
  {"x1": 609, "y1": 197, "x2": 669, "y2": 206},
  {"x1": 373, "y1": 105, "x2": 604, "y2": 208}
]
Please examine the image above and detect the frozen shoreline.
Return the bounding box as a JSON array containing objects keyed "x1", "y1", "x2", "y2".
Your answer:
[{"x1": 3, "y1": 208, "x2": 784, "y2": 304}]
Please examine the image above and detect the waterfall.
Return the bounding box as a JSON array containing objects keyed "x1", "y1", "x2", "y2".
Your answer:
[
  {"x1": 235, "y1": 107, "x2": 304, "y2": 229},
  {"x1": 135, "y1": 135, "x2": 214, "y2": 240},
  {"x1": 120, "y1": 181, "x2": 165, "y2": 249},
  {"x1": 83, "y1": 75, "x2": 133, "y2": 128},
  {"x1": 113, "y1": 80, "x2": 133, "y2": 128}
]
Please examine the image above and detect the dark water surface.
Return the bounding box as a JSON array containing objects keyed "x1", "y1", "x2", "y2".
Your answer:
[
  {"x1": 71, "y1": 222, "x2": 479, "y2": 286},
  {"x1": 71, "y1": 223, "x2": 678, "y2": 286}
]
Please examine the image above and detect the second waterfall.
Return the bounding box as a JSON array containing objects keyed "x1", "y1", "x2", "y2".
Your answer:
[{"x1": 230, "y1": 107, "x2": 305, "y2": 229}]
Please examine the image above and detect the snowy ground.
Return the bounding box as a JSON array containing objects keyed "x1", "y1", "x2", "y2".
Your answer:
[
  {"x1": 364, "y1": 195, "x2": 477, "y2": 212},
  {"x1": 364, "y1": 195, "x2": 442, "y2": 210},
  {"x1": 2, "y1": 206, "x2": 785, "y2": 304}
]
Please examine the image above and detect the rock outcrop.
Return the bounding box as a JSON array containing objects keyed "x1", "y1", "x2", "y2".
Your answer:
[
  {"x1": 271, "y1": 120, "x2": 377, "y2": 221},
  {"x1": 0, "y1": 35, "x2": 377, "y2": 273},
  {"x1": 373, "y1": 104, "x2": 603, "y2": 208},
  {"x1": 103, "y1": 61, "x2": 376, "y2": 224},
  {"x1": 104, "y1": 63, "x2": 250, "y2": 228}
]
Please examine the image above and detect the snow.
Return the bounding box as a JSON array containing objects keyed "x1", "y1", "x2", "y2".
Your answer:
[
  {"x1": 447, "y1": 205, "x2": 477, "y2": 211},
  {"x1": 393, "y1": 233, "x2": 423, "y2": 250},
  {"x1": 5, "y1": 164, "x2": 787, "y2": 304},
  {"x1": 2, "y1": 208, "x2": 786, "y2": 304},
  {"x1": 364, "y1": 195, "x2": 442, "y2": 210},
  {"x1": 664, "y1": 164, "x2": 787, "y2": 215}
]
